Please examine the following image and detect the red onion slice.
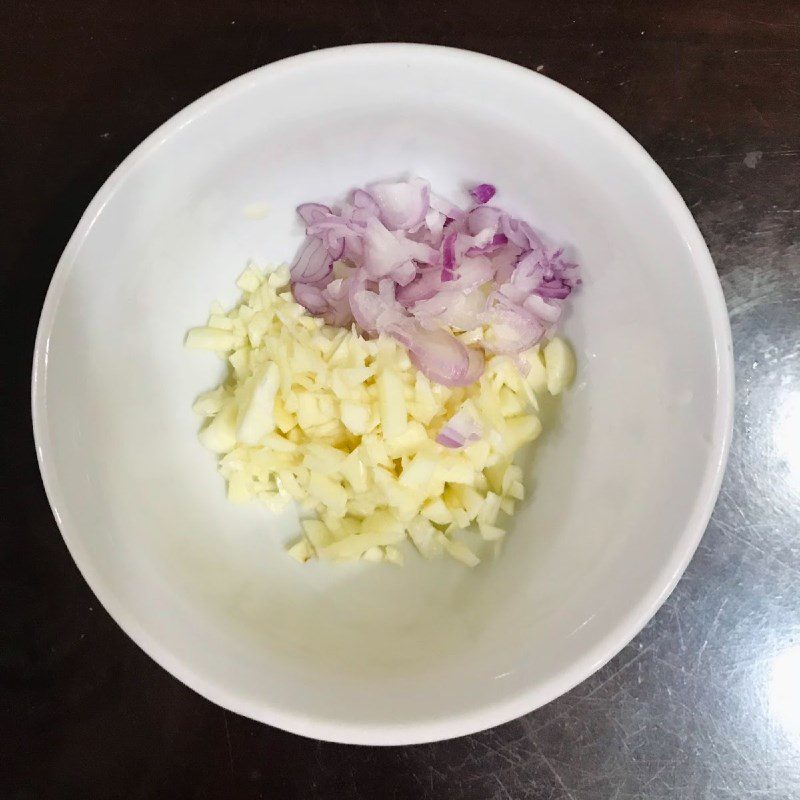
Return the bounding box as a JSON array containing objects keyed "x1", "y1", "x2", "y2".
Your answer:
[
  {"x1": 348, "y1": 189, "x2": 380, "y2": 225},
  {"x1": 322, "y1": 278, "x2": 354, "y2": 327},
  {"x1": 501, "y1": 215, "x2": 546, "y2": 251},
  {"x1": 442, "y1": 232, "x2": 458, "y2": 281},
  {"x1": 491, "y1": 245, "x2": 521, "y2": 285},
  {"x1": 411, "y1": 289, "x2": 485, "y2": 331},
  {"x1": 523, "y1": 293, "x2": 562, "y2": 325},
  {"x1": 465, "y1": 233, "x2": 508, "y2": 256},
  {"x1": 469, "y1": 183, "x2": 497, "y2": 204},
  {"x1": 396, "y1": 268, "x2": 442, "y2": 306},
  {"x1": 306, "y1": 213, "x2": 361, "y2": 258},
  {"x1": 467, "y1": 205, "x2": 503, "y2": 236},
  {"x1": 506, "y1": 249, "x2": 580, "y2": 302},
  {"x1": 349, "y1": 284, "x2": 382, "y2": 333},
  {"x1": 367, "y1": 177, "x2": 430, "y2": 231},
  {"x1": 297, "y1": 202, "x2": 331, "y2": 225},
  {"x1": 481, "y1": 292, "x2": 546, "y2": 354},
  {"x1": 291, "y1": 237, "x2": 333, "y2": 284},
  {"x1": 536, "y1": 280, "x2": 573, "y2": 300},
  {"x1": 430, "y1": 192, "x2": 467, "y2": 225},
  {"x1": 292, "y1": 282, "x2": 328, "y2": 315},
  {"x1": 450, "y1": 346, "x2": 485, "y2": 386},
  {"x1": 452, "y1": 255, "x2": 493, "y2": 293},
  {"x1": 392, "y1": 260, "x2": 418, "y2": 287},
  {"x1": 362, "y1": 217, "x2": 430, "y2": 280},
  {"x1": 407, "y1": 327, "x2": 470, "y2": 386},
  {"x1": 422, "y1": 207, "x2": 446, "y2": 247},
  {"x1": 349, "y1": 276, "x2": 409, "y2": 337},
  {"x1": 436, "y1": 404, "x2": 484, "y2": 448}
]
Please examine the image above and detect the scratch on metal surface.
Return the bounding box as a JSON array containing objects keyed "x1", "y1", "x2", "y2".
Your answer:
[
  {"x1": 538, "y1": 751, "x2": 578, "y2": 800},
  {"x1": 642, "y1": 763, "x2": 669, "y2": 788},
  {"x1": 475, "y1": 737, "x2": 522, "y2": 769},
  {"x1": 671, "y1": 149, "x2": 799, "y2": 160},
  {"x1": 610, "y1": 717, "x2": 634, "y2": 755},
  {"x1": 720, "y1": 487, "x2": 749, "y2": 523},
  {"x1": 492, "y1": 774, "x2": 513, "y2": 800},
  {"x1": 533, "y1": 642, "x2": 659, "y2": 735},
  {"x1": 673, "y1": 606, "x2": 686, "y2": 651},
  {"x1": 717, "y1": 522, "x2": 800, "y2": 580},
  {"x1": 671, "y1": 165, "x2": 731, "y2": 191},
  {"x1": 743, "y1": 17, "x2": 800, "y2": 30},
  {"x1": 695, "y1": 597, "x2": 729, "y2": 671},
  {"x1": 706, "y1": 713, "x2": 760, "y2": 773},
  {"x1": 223, "y1": 710, "x2": 234, "y2": 776}
]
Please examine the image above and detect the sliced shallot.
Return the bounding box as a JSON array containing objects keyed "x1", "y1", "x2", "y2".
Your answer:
[
  {"x1": 436, "y1": 403, "x2": 484, "y2": 448},
  {"x1": 289, "y1": 177, "x2": 579, "y2": 388},
  {"x1": 469, "y1": 183, "x2": 497, "y2": 204}
]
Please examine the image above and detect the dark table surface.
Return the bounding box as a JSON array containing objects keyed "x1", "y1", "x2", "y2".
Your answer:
[{"x1": 3, "y1": 2, "x2": 800, "y2": 798}]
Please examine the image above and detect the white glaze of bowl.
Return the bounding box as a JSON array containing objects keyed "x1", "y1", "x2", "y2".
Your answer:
[{"x1": 32, "y1": 44, "x2": 733, "y2": 744}]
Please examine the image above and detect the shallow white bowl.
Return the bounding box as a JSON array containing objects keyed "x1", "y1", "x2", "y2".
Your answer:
[{"x1": 32, "y1": 44, "x2": 733, "y2": 745}]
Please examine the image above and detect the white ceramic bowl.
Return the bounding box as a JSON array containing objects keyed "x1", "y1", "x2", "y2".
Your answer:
[{"x1": 32, "y1": 44, "x2": 733, "y2": 745}]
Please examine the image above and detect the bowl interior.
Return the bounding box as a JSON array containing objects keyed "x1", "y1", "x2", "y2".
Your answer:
[{"x1": 34, "y1": 45, "x2": 731, "y2": 743}]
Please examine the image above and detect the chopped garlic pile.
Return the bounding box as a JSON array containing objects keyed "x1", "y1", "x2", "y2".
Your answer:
[{"x1": 186, "y1": 265, "x2": 575, "y2": 566}]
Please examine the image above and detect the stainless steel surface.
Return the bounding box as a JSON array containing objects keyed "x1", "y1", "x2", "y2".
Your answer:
[{"x1": 4, "y1": 2, "x2": 799, "y2": 797}]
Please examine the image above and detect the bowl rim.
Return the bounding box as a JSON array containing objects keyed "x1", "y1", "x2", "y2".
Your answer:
[{"x1": 31, "y1": 42, "x2": 735, "y2": 745}]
